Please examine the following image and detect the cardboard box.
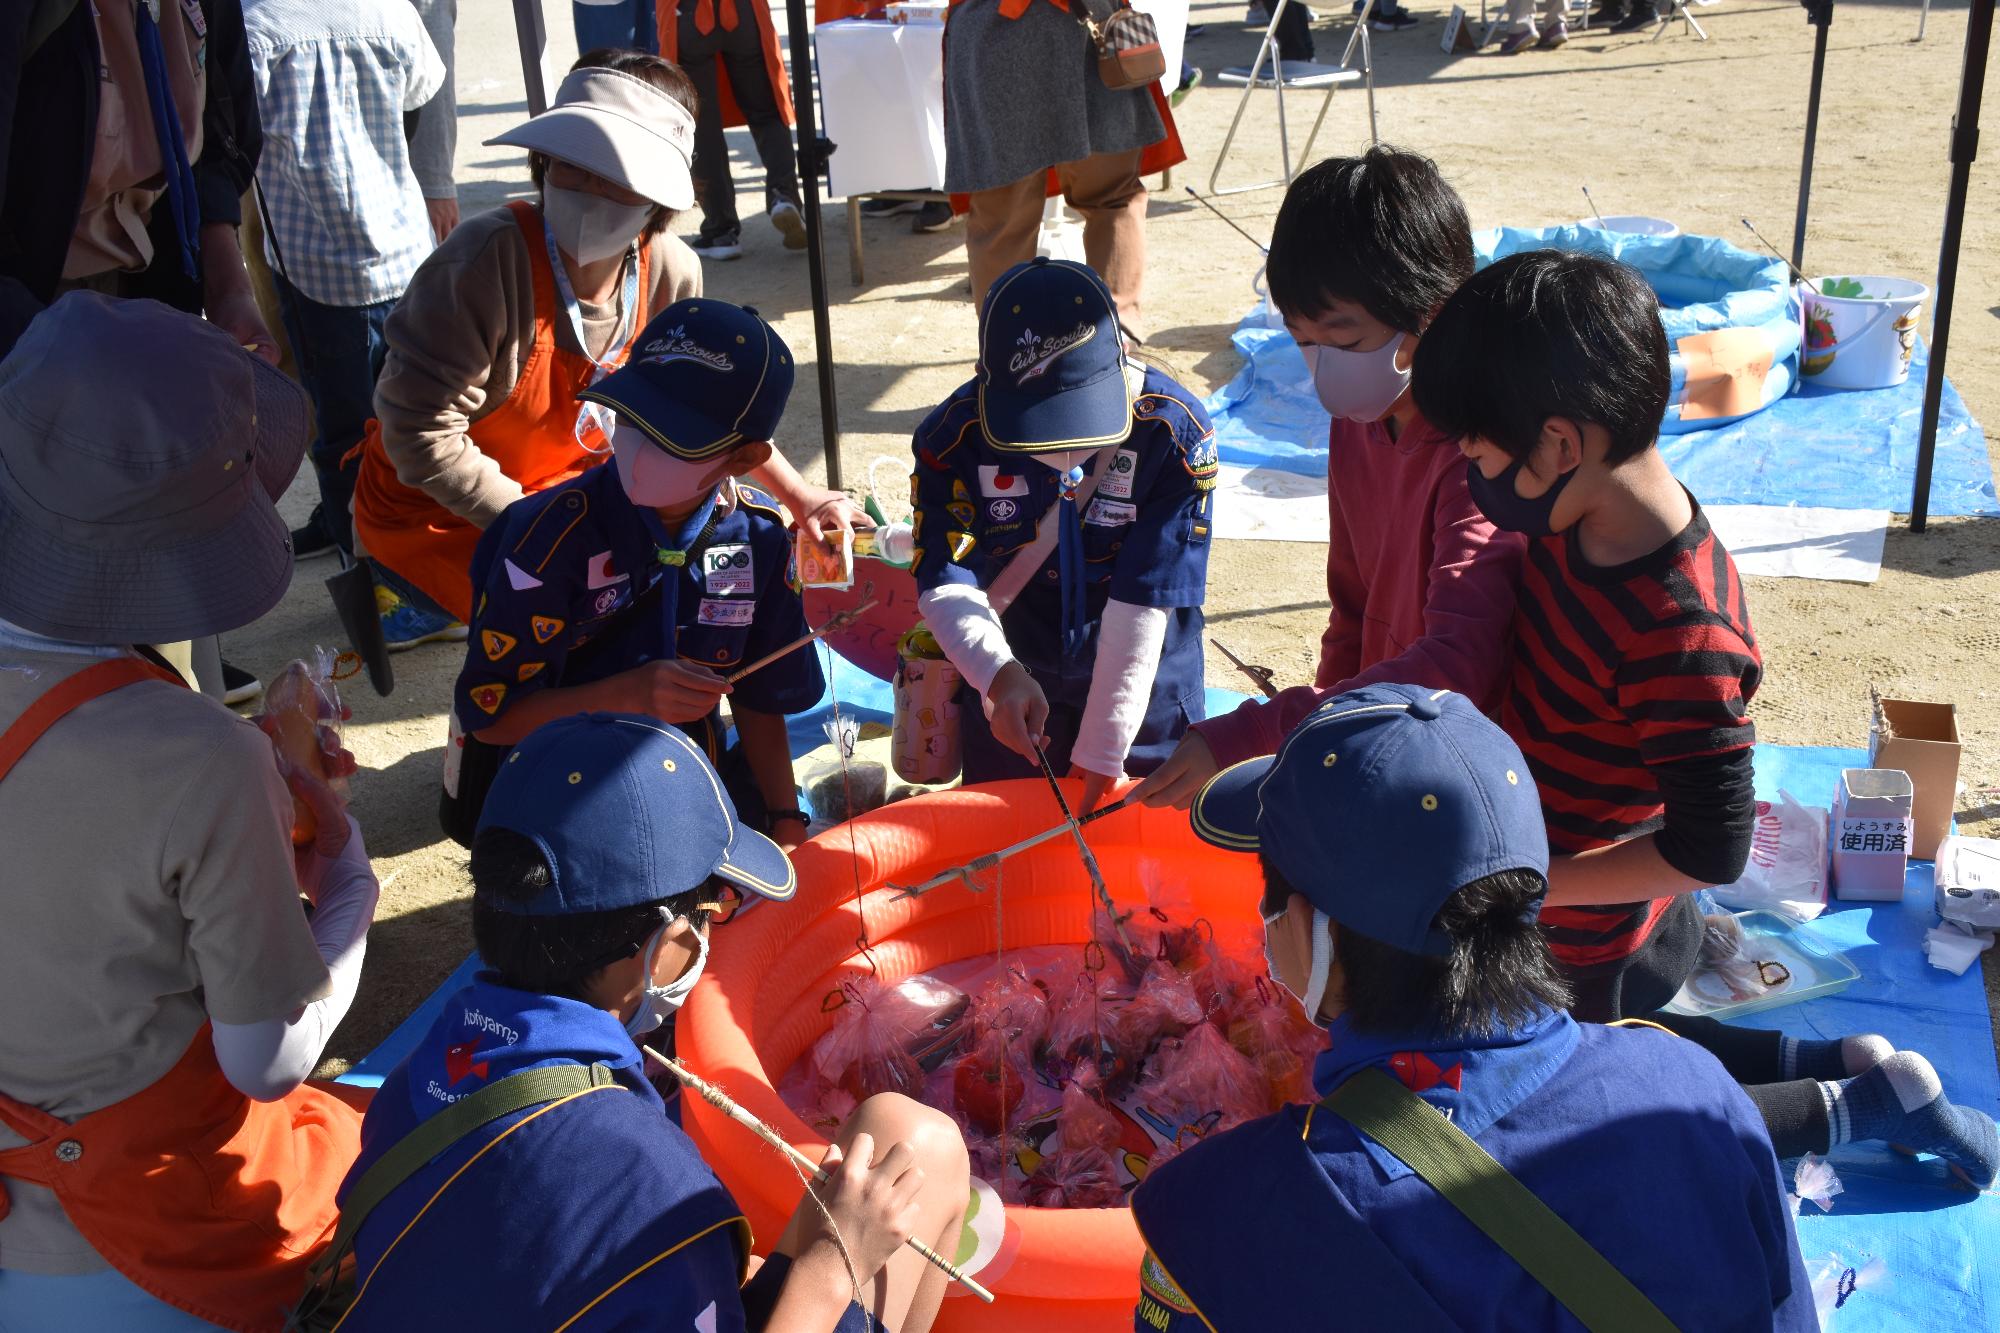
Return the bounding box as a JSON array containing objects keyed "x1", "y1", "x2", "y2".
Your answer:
[
  {"x1": 1871, "y1": 697, "x2": 1960, "y2": 858},
  {"x1": 1832, "y1": 768, "x2": 1914, "y2": 901}
]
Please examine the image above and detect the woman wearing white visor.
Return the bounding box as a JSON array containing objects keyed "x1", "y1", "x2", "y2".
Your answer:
[{"x1": 353, "y1": 51, "x2": 860, "y2": 649}]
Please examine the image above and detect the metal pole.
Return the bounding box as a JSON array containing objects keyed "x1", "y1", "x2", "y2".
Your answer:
[
  {"x1": 1910, "y1": 0, "x2": 1992, "y2": 532},
  {"x1": 511, "y1": 0, "x2": 550, "y2": 116},
  {"x1": 783, "y1": 0, "x2": 846, "y2": 490},
  {"x1": 1792, "y1": 0, "x2": 1833, "y2": 273}
]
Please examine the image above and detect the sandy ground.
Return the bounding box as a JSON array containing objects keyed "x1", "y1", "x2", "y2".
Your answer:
[{"x1": 255, "y1": 0, "x2": 2000, "y2": 1072}]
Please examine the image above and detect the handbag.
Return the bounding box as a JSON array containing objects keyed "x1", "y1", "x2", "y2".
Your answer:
[
  {"x1": 1316, "y1": 1068, "x2": 1680, "y2": 1333},
  {"x1": 1076, "y1": 0, "x2": 1166, "y2": 91}
]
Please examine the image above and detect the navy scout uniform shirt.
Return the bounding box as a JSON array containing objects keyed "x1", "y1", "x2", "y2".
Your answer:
[
  {"x1": 454, "y1": 465, "x2": 823, "y2": 756},
  {"x1": 1129, "y1": 1011, "x2": 1816, "y2": 1333},
  {"x1": 909, "y1": 364, "x2": 1218, "y2": 775}
]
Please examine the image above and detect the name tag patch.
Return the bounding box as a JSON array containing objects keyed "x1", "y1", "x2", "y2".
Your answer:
[
  {"x1": 1084, "y1": 498, "x2": 1138, "y2": 527},
  {"x1": 698, "y1": 598, "x2": 756, "y2": 627},
  {"x1": 1097, "y1": 449, "x2": 1140, "y2": 499},
  {"x1": 702, "y1": 544, "x2": 755, "y2": 595}
]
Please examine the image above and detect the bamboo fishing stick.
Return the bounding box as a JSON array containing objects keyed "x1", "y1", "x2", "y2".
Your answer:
[
  {"x1": 642, "y1": 1046, "x2": 996, "y2": 1304},
  {"x1": 888, "y1": 793, "x2": 1142, "y2": 900},
  {"x1": 727, "y1": 588, "x2": 879, "y2": 685}
]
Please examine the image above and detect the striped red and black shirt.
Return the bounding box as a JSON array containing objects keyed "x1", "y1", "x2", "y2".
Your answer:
[{"x1": 1502, "y1": 502, "x2": 1762, "y2": 971}]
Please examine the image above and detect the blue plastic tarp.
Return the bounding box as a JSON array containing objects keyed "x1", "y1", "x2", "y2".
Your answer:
[
  {"x1": 1202, "y1": 307, "x2": 1997, "y2": 515},
  {"x1": 1744, "y1": 745, "x2": 2000, "y2": 1331}
]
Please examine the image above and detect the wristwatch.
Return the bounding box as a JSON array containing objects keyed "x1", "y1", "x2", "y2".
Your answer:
[{"x1": 764, "y1": 808, "x2": 811, "y2": 833}]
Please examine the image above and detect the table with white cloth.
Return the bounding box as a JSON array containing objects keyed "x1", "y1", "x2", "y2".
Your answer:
[{"x1": 814, "y1": 4, "x2": 1186, "y2": 283}]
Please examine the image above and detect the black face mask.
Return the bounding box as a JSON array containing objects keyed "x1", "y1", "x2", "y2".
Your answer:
[{"x1": 1464, "y1": 457, "x2": 1578, "y2": 537}]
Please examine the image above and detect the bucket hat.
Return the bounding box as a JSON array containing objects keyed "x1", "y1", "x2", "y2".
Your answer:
[{"x1": 0, "y1": 292, "x2": 308, "y2": 644}]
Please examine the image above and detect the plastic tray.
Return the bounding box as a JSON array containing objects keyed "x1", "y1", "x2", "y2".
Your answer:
[{"x1": 1662, "y1": 910, "x2": 1861, "y2": 1019}]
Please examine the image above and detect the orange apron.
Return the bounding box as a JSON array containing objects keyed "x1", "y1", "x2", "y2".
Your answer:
[
  {"x1": 351, "y1": 201, "x2": 653, "y2": 624},
  {"x1": 658, "y1": 0, "x2": 858, "y2": 128},
  {"x1": 0, "y1": 659, "x2": 362, "y2": 1333}
]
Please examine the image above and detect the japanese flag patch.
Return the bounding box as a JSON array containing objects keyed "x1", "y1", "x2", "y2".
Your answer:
[{"x1": 978, "y1": 465, "x2": 1030, "y2": 499}]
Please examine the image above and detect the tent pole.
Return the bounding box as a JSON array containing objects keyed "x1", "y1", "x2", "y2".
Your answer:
[
  {"x1": 1911, "y1": 0, "x2": 1992, "y2": 532},
  {"x1": 784, "y1": 0, "x2": 846, "y2": 491},
  {"x1": 1793, "y1": 0, "x2": 1834, "y2": 272},
  {"x1": 510, "y1": 0, "x2": 549, "y2": 116}
]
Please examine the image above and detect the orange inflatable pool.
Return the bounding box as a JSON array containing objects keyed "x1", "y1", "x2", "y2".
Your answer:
[{"x1": 677, "y1": 781, "x2": 1269, "y2": 1333}]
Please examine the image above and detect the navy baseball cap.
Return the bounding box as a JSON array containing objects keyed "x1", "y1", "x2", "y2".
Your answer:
[
  {"x1": 1189, "y1": 684, "x2": 1549, "y2": 956},
  {"x1": 976, "y1": 258, "x2": 1131, "y2": 453},
  {"x1": 580, "y1": 299, "x2": 794, "y2": 462},
  {"x1": 476, "y1": 713, "x2": 796, "y2": 916}
]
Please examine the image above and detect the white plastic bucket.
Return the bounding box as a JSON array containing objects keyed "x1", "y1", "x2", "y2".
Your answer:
[
  {"x1": 1576, "y1": 215, "x2": 1682, "y2": 238},
  {"x1": 1799, "y1": 276, "x2": 1928, "y2": 390}
]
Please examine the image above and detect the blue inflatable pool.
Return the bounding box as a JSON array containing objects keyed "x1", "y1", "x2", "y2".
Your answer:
[{"x1": 1476, "y1": 225, "x2": 1802, "y2": 434}]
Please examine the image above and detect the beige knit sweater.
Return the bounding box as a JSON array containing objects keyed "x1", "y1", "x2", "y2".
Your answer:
[{"x1": 372, "y1": 205, "x2": 702, "y2": 530}]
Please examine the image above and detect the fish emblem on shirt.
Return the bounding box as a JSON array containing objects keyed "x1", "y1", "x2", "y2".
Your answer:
[
  {"x1": 1388, "y1": 1051, "x2": 1463, "y2": 1094},
  {"x1": 444, "y1": 1040, "x2": 490, "y2": 1087}
]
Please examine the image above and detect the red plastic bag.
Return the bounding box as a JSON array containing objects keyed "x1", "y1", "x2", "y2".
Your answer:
[
  {"x1": 967, "y1": 967, "x2": 1051, "y2": 1054},
  {"x1": 1225, "y1": 978, "x2": 1319, "y2": 1110},
  {"x1": 1024, "y1": 1145, "x2": 1125, "y2": 1209},
  {"x1": 811, "y1": 978, "x2": 935, "y2": 1099}
]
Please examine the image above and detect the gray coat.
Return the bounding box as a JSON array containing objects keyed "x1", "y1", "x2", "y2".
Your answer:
[{"x1": 943, "y1": 0, "x2": 1165, "y2": 195}]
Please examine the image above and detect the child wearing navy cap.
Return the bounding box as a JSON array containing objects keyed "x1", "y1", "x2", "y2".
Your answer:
[
  {"x1": 442, "y1": 299, "x2": 824, "y2": 849},
  {"x1": 336, "y1": 714, "x2": 970, "y2": 1332},
  {"x1": 911, "y1": 257, "x2": 1217, "y2": 809},
  {"x1": 1131, "y1": 684, "x2": 1817, "y2": 1332}
]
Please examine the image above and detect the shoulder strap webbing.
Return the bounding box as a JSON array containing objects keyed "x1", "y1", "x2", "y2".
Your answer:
[
  {"x1": 1318, "y1": 1067, "x2": 1678, "y2": 1333},
  {"x1": 0, "y1": 657, "x2": 185, "y2": 783}
]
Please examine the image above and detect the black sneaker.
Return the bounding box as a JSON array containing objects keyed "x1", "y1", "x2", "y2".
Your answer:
[
  {"x1": 291, "y1": 508, "x2": 338, "y2": 560},
  {"x1": 221, "y1": 660, "x2": 263, "y2": 707},
  {"x1": 691, "y1": 232, "x2": 743, "y2": 261},
  {"x1": 911, "y1": 201, "x2": 958, "y2": 233},
  {"x1": 861, "y1": 196, "x2": 925, "y2": 217},
  {"x1": 1610, "y1": 6, "x2": 1658, "y2": 29},
  {"x1": 1372, "y1": 10, "x2": 1420, "y2": 29}
]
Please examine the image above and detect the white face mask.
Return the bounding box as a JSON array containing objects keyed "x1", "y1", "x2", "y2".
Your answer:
[
  {"x1": 1304, "y1": 334, "x2": 1412, "y2": 423},
  {"x1": 624, "y1": 912, "x2": 709, "y2": 1038},
  {"x1": 612, "y1": 423, "x2": 720, "y2": 509},
  {"x1": 1263, "y1": 907, "x2": 1335, "y2": 1024},
  {"x1": 543, "y1": 185, "x2": 652, "y2": 265}
]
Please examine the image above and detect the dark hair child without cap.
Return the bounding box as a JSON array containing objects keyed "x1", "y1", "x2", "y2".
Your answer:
[
  {"x1": 1133, "y1": 146, "x2": 1523, "y2": 811},
  {"x1": 1411, "y1": 249, "x2": 2000, "y2": 1190}
]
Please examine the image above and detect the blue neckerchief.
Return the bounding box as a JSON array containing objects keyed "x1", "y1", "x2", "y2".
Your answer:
[
  {"x1": 1057, "y1": 463, "x2": 1087, "y2": 658},
  {"x1": 635, "y1": 487, "x2": 724, "y2": 650},
  {"x1": 540, "y1": 212, "x2": 640, "y2": 455},
  {"x1": 1310, "y1": 1008, "x2": 1580, "y2": 1182},
  {"x1": 134, "y1": 2, "x2": 200, "y2": 280},
  {"x1": 403, "y1": 973, "x2": 655, "y2": 1127}
]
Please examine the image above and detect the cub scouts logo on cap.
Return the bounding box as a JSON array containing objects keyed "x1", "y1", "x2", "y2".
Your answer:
[
  {"x1": 640, "y1": 325, "x2": 735, "y2": 373},
  {"x1": 470, "y1": 683, "x2": 508, "y2": 715},
  {"x1": 1009, "y1": 323, "x2": 1097, "y2": 385}
]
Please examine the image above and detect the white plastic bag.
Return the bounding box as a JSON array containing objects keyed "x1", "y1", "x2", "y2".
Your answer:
[{"x1": 1710, "y1": 790, "x2": 1828, "y2": 921}]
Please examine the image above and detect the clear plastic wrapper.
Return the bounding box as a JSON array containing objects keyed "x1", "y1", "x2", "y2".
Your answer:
[
  {"x1": 1023, "y1": 1145, "x2": 1124, "y2": 1210},
  {"x1": 812, "y1": 974, "x2": 967, "y2": 1098},
  {"x1": 1112, "y1": 961, "x2": 1202, "y2": 1060},
  {"x1": 1056, "y1": 1070, "x2": 1124, "y2": 1153},
  {"x1": 1792, "y1": 1152, "x2": 1844, "y2": 1215},
  {"x1": 1137, "y1": 1020, "x2": 1269, "y2": 1135},
  {"x1": 257, "y1": 651, "x2": 350, "y2": 847},
  {"x1": 951, "y1": 1031, "x2": 1032, "y2": 1134},
  {"x1": 967, "y1": 966, "x2": 1051, "y2": 1053},
  {"x1": 1226, "y1": 978, "x2": 1320, "y2": 1110}
]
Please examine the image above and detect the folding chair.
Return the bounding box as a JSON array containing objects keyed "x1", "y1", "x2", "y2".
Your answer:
[
  {"x1": 1651, "y1": 0, "x2": 1709, "y2": 40},
  {"x1": 1207, "y1": 0, "x2": 1379, "y2": 197}
]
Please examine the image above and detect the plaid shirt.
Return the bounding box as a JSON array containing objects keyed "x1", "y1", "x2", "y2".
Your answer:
[{"x1": 245, "y1": 0, "x2": 443, "y2": 307}]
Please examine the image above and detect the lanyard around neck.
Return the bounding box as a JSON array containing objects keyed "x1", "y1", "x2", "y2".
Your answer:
[{"x1": 542, "y1": 214, "x2": 642, "y2": 455}]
